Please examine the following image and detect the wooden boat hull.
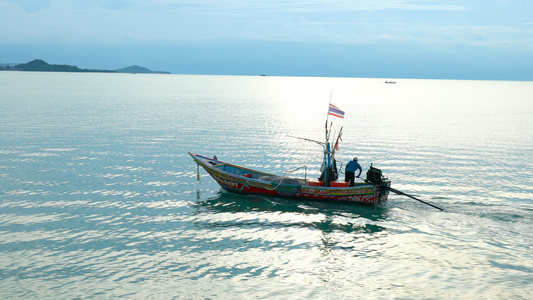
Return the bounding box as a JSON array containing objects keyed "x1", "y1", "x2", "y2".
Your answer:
[{"x1": 190, "y1": 153, "x2": 390, "y2": 206}]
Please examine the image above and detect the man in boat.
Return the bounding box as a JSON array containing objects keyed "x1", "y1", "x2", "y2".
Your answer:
[
  {"x1": 345, "y1": 157, "x2": 362, "y2": 186},
  {"x1": 319, "y1": 158, "x2": 338, "y2": 186}
]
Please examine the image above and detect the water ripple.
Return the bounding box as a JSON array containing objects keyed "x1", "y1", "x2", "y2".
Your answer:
[{"x1": 1, "y1": 74, "x2": 532, "y2": 299}]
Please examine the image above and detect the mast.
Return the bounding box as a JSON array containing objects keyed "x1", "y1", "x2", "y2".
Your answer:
[
  {"x1": 323, "y1": 98, "x2": 345, "y2": 187},
  {"x1": 291, "y1": 98, "x2": 343, "y2": 187},
  {"x1": 324, "y1": 93, "x2": 333, "y2": 186}
]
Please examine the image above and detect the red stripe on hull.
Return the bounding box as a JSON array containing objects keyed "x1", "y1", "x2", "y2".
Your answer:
[{"x1": 209, "y1": 169, "x2": 388, "y2": 205}]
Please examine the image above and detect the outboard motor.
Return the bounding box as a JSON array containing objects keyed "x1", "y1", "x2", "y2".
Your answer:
[{"x1": 366, "y1": 164, "x2": 384, "y2": 185}]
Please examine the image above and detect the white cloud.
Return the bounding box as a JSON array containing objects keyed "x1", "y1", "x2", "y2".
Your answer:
[
  {"x1": 0, "y1": 0, "x2": 532, "y2": 49},
  {"x1": 140, "y1": 0, "x2": 466, "y2": 13}
]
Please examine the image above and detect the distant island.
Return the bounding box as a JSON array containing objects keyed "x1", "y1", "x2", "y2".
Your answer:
[
  {"x1": 115, "y1": 65, "x2": 170, "y2": 74},
  {"x1": 0, "y1": 59, "x2": 170, "y2": 74}
]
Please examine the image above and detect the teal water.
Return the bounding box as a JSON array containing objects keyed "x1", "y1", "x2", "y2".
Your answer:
[{"x1": 1, "y1": 71, "x2": 532, "y2": 299}]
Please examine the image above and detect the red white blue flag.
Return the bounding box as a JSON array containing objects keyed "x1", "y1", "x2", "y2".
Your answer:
[{"x1": 328, "y1": 104, "x2": 345, "y2": 119}]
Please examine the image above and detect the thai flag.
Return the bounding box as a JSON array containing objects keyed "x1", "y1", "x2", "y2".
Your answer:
[{"x1": 328, "y1": 104, "x2": 345, "y2": 119}]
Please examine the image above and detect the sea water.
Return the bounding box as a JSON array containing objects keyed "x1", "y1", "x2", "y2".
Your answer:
[{"x1": 0, "y1": 71, "x2": 532, "y2": 299}]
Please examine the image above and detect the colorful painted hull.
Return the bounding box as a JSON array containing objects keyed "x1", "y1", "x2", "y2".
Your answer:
[{"x1": 190, "y1": 152, "x2": 391, "y2": 206}]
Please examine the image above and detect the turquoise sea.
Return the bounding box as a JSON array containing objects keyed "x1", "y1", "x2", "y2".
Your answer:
[{"x1": 1, "y1": 71, "x2": 532, "y2": 299}]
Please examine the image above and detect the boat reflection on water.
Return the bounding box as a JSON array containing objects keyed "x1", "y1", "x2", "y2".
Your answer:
[{"x1": 194, "y1": 189, "x2": 389, "y2": 235}]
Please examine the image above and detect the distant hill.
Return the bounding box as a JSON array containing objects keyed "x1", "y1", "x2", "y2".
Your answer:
[
  {"x1": 0, "y1": 59, "x2": 170, "y2": 74},
  {"x1": 116, "y1": 65, "x2": 170, "y2": 74},
  {"x1": 3, "y1": 59, "x2": 115, "y2": 73},
  {"x1": 0, "y1": 63, "x2": 18, "y2": 68}
]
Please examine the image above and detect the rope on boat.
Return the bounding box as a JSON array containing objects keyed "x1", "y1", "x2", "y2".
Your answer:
[
  {"x1": 266, "y1": 165, "x2": 307, "y2": 190},
  {"x1": 196, "y1": 163, "x2": 200, "y2": 182}
]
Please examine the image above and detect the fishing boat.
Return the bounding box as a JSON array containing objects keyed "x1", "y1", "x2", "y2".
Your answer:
[
  {"x1": 189, "y1": 153, "x2": 390, "y2": 206},
  {"x1": 190, "y1": 103, "x2": 392, "y2": 206}
]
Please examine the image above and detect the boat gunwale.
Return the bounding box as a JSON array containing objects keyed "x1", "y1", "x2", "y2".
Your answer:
[
  {"x1": 190, "y1": 152, "x2": 276, "y2": 178},
  {"x1": 189, "y1": 152, "x2": 389, "y2": 191}
]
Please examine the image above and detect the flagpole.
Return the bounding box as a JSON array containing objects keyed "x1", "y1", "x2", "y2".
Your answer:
[
  {"x1": 323, "y1": 98, "x2": 345, "y2": 187},
  {"x1": 324, "y1": 92, "x2": 333, "y2": 186},
  {"x1": 325, "y1": 92, "x2": 332, "y2": 143}
]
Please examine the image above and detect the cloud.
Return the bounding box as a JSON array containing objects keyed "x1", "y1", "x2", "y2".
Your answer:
[
  {"x1": 0, "y1": 0, "x2": 532, "y2": 50},
  {"x1": 5, "y1": 0, "x2": 50, "y2": 13},
  {"x1": 144, "y1": 0, "x2": 466, "y2": 13}
]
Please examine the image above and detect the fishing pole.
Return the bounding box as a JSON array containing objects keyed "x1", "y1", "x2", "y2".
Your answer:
[{"x1": 287, "y1": 135, "x2": 325, "y2": 145}]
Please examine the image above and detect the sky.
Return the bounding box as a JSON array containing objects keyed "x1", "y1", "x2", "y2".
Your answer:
[{"x1": 1, "y1": 0, "x2": 533, "y2": 80}]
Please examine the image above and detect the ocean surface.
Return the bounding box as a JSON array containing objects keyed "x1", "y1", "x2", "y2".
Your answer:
[{"x1": 0, "y1": 71, "x2": 532, "y2": 299}]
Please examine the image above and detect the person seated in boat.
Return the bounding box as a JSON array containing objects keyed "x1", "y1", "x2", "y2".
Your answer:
[
  {"x1": 319, "y1": 159, "x2": 338, "y2": 185},
  {"x1": 345, "y1": 157, "x2": 362, "y2": 186}
]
